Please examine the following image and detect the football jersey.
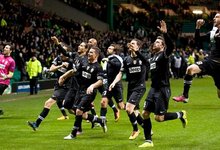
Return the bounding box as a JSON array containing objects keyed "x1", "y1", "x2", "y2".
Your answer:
[
  {"x1": 123, "y1": 51, "x2": 149, "y2": 91},
  {"x1": 0, "y1": 54, "x2": 15, "y2": 85},
  {"x1": 150, "y1": 33, "x2": 174, "y2": 89}
]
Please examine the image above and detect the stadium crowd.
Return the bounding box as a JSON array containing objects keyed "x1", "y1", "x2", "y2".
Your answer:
[{"x1": 0, "y1": 0, "x2": 210, "y2": 82}]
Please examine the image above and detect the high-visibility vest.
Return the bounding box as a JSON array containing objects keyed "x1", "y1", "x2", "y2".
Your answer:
[{"x1": 26, "y1": 59, "x2": 42, "y2": 79}]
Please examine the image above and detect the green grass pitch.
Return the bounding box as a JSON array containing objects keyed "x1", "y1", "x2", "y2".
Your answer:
[{"x1": 1, "y1": 76, "x2": 220, "y2": 150}]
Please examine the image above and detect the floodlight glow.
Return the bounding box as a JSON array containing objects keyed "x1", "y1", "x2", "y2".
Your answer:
[{"x1": 192, "y1": 10, "x2": 203, "y2": 15}]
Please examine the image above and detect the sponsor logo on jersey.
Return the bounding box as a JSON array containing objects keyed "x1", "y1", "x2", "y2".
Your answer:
[
  {"x1": 150, "y1": 62, "x2": 156, "y2": 70},
  {"x1": 129, "y1": 66, "x2": 141, "y2": 73},
  {"x1": 82, "y1": 71, "x2": 91, "y2": 79}
]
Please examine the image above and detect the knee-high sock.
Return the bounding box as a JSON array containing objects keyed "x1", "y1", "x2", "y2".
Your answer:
[
  {"x1": 36, "y1": 108, "x2": 50, "y2": 127},
  {"x1": 71, "y1": 115, "x2": 83, "y2": 136},
  {"x1": 128, "y1": 112, "x2": 138, "y2": 131},
  {"x1": 143, "y1": 118, "x2": 152, "y2": 141},
  {"x1": 100, "y1": 107, "x2": 107, "y2": 120},
  {"x1": 164, "y1": 112, "x2": 178, "y2": 121},
  {"x1": 57, "y1": 101, "x2": 68, "y2": 116},
  {"x1": 108, "y1": 99, "x2": 117, "y2": 113},
  {"x1": 136, "y1": 113, "x2": 144, "y2": 127},
  {"x1": 183, "y1": 74, "x2": 193, "y2": 98}
]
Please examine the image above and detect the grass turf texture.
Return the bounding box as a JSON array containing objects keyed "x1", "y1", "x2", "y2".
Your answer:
[{"x1": 0, "y1": 76, "x2": 220, "y2": 150}]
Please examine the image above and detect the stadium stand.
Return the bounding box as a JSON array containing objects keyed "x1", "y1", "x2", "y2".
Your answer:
[{"x1": 0, "y1": 0, "x2": 219, "y2": 84}]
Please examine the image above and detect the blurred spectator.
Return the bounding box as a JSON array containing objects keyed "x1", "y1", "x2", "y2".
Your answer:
[
  {"x1": 173, "y1": 52, "x2": 182, "y2": 79},
  {"x1": 187, "y1": 51, "x2": 195, "y2": 66},
  {"x1": 26, "y1": 52, "x2": 42, "y2": 95},
  {"x1": 1, "y1": 17, "x2": 7, "y2": 27}
]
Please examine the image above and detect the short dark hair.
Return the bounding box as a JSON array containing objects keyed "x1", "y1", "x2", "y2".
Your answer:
[
  {"x1": 156, "y1": 36, "x2": 165, "y2": 47},
  {"x1": 90, "y1": 46, "x2": 101, "y2": 56},
  {"x1": 132, "y1": 38, "x2": 143, "y2": 48},
  {"x1": 110, "y1": 44, "x2": 122, "y2": 55},
  {"x1": 5, "y1": 44, "x2": 14, "y2": 51}
]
